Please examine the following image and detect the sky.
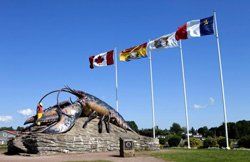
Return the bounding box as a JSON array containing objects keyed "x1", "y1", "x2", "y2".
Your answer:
[{"x1": 0, "y1": 0, "x2": 249, "y2": 130}]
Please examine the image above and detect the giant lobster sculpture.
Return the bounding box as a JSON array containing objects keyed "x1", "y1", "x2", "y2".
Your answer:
[{"x1": 24, "y1": 87, "x2": 134, "y2": 134}]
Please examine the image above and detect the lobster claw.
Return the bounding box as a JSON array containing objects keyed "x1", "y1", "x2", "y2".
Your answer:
[
  {"x1": 40, "y1": 102, "x2": 82, "y2": 133},
  {"x1": 24, "y1": 116, "x2": 36, "y2": 125}
]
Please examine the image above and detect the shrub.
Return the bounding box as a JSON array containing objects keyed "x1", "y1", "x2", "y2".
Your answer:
[
  {"x1": 203, "y1": 137, "x2": 218, "y2": 148},
  {"x1": 238, "y1": 135, "x2": 250, "y2": 148},
  {"x1": 230, "y1": 139, "x2": 238, "y2": 149},
  {"x1": 185, "y1": 138, "x2": 203, "y2": 148},
  {"x1": 217, "y1": 136, "x2": 230, "y2": 148},
  {"x1": 168, "y1": 135, "x2": 181, "y2": 147},
  {"x1": 158, "y1": 137, "x2": 167, "y2": 145},
  {"x1": 181, "y1": 133, "x2": 187, "y2": 139}
]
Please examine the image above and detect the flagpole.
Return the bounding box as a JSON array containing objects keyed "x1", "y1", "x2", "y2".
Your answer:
[
  {"x1": 213, "y1": 11, "x2": 230, "y2": 150},
  {"x1": 114, "y1": 48, "x2": 119, "y2": 112},
  {"x1": 179, "y1": 40, "x2": 191, "y2": 149},
  {"x1": 148, "y1": 50, "x2": 156, "y2": 139}
]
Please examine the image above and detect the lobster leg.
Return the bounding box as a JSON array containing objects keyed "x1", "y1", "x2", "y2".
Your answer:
[
  {"x1": 82, "y1": 111, "x2": 97, "y2": 128},
  {"x1": 104, "y1": 115, "x2": 110, "y2": 133},
  {"x1": 98, "y1": 116, "x2": 105, "y2": 133}
]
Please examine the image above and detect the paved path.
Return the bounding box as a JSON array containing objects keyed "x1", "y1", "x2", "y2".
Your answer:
[{"x1": 0, "y1": 151, "x2": 165, "y2": 162}]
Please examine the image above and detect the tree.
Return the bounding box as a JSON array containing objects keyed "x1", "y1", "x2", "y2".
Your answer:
[
  {"x1": 138, "y1": 128, "x2": 153, "y2": 137},
  {"x1": 216, "y1": 122, "x2": 240, "y2": 139},
  {"x1": 139, "y1": 127, "x2": 169, "y2": 137},
  {"x1": 236, "y1": 120, "x2": 250, "y2": 138},
  {"x1": 238, "y1": 135, "x2": 250, "y2": 148},
  {"x1": 137, "y1": 119, "x2": 250, "y2": 143},
  {"x1": 190, "y1": 127, "x2": 196, "y2": 135},
  {"x1": 216, "y1": 124, "x2": 225, "y2": 137},
  {"x1": 207, "y1": 127, "x2": 217, "y2": 137},
  {"x1": 198, "y1": 126, "x2": 208, "y2": 137},
  {"x1": 16, "y1": 126, "x2": 25, "y2": 131},
  {"x1": 170, "y1": 123, "x2": 183, "y2": 135},
  {"x1": 227, "y1": 122, "x2": 239, "y2": 139},
  {"x1": 0, "y1": 126, "x2": 14, "y2": 131},
  {"x1": 127, "y1": 121, "x2": 139, "y2": 133},
  {"x1": 156, "y1": 128, "x2": 169, "y2": 136}
]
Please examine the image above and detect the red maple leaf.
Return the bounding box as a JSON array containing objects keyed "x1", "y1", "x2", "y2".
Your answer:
[{"x1": 95, "y1": 56, "x2": 104, "y2": 64}]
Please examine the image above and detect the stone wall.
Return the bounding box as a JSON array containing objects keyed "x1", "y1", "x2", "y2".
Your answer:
[{"x1": 8, "y1": 117, "x2": 159, "y2": 154}]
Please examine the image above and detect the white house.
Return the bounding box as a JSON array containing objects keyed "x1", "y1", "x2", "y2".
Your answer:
[{"x1": 0, "y1": 130, "x2": 17, "y2": 145}]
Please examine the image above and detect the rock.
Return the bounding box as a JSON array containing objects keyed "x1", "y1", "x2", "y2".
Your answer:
[{"x1": 8, "y1": 117, "x2": 159, "y2": 155}]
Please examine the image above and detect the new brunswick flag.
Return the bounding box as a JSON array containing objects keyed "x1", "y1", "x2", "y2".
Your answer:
[{"x1": 119, "y1": 42, "x2": 147, "y2": 61}]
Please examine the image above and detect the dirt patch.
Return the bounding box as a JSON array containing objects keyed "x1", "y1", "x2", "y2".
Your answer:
[{"x1": 0, "y1": 151, "x2": 165, "y2": 162}]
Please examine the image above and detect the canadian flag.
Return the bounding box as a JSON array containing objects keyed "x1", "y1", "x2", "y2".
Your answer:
[{"x1": 89, "y1": 50, "x2": 114, "y2": 69}]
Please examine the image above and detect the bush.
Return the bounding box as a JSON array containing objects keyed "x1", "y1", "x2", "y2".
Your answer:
[
  {"x1": 181, "y1": 133, "x2": 187, "y2": 139},
  {"x1": 217, "y1": 136, "x2": 230, "y2": 148},
  {"x1": 168, "y1": 135, "x2": 181, "y2": 147},
  {"x1": 185, "y1": 138, "x2": 203, "y2": 148},
  {"x1": 238, "y1": 135, "x2": 250, "y2": 148},
  {"x1": 203, "y1": 137, "x2": 218, "y2": 148},
  {"x1": 158, "y1": 137, "x2": 167, "y2": 145}
]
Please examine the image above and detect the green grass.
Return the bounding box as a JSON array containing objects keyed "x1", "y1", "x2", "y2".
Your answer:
[{"x1": 152, "y1": 149, "x2": 250, "y2": 162}]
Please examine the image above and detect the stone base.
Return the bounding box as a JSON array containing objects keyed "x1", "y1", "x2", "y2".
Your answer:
[
  {"x1": 8, "y1": 117, "x2": 159, "y2": 155},
  {"x1": 122, "y1": 150, "x2": 135, "y2": 157}
]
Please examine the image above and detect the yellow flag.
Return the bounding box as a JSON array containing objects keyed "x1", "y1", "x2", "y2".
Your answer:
[{"x1": 120, "y1": 43, "x2": 147, "y2": 61}]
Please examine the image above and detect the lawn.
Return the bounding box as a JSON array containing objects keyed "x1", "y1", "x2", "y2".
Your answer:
[{"x1": 151, "y1": 149, "x2": 250, "y2": 162}]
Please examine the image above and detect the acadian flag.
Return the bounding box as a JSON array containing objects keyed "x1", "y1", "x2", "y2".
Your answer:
[
  {"x1": 175, "y1": 16, "x2": 214, "y2": 41},
  {"x1": 89, "y1": 50, "x2": 114, "y2": 69},
  {"x1": 119, "y1": 42, "x2": 147, "y2": 61},
  {"x1": 148, "y1": 32, "x2": 178, "y2": 50}
]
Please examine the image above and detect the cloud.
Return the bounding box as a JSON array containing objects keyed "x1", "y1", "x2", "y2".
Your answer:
[
  {"x1": 193, "y1": 97, "x2": 215, "y2": 109},
  {"x1": 193, "y1": 104, "x2": 207, "y2": 109},
  {"x1": 0, "y1": 116, "x2": 13, "y2": 122},
  {"x1": 18, "y1": 108, "x2": 34, "y2": 116},
  {"x1": 209, "y1": 97, "x2": 215, "y2": 105}
]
